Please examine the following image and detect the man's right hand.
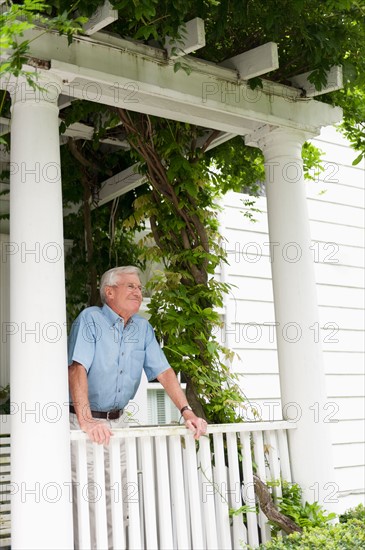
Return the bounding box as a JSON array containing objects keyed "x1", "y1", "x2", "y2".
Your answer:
[{"x1": 80, "y1": 418, "x2": 113, "y2": 445}]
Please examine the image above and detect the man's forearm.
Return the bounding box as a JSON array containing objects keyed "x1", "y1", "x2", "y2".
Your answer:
[
  {"x1": 68, "y1": 361, "x2": 94, "y2": 428},
  {"x1": 69, "y1": 361, "x2": 113, "y2": 444},
  {"x1": 156, "y1": 367, "x2": 189, "y2": 412}
]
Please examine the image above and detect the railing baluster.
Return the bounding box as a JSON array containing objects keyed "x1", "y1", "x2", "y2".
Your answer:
[
  {"x1": 182, "y1": 444, "x2": 192, "y2": 550},
  {"x1": 75, "y1": 439, "x2": 91, "y2": 550},
  {"x1": 93, "y1": 443, "x2": 108, "y2": 549},
  {"x1": 212, "y1": 433, "x2": 231, "y2": 549},
  {"x1": 0, "y1": 418, "x2": 11, "y2": 547},
  {"x1": 125, "y1": 437, "x2": 142, "y2": 549},
  {"x1": 226, "y1": 432, "x2": 247, "y2": 547},
  {"x1": 109, "y1": 437, "x2": 126, "y2": 549},
  {"x1": 140, "y1": 436, "x2": 158, "y2": 549},
  {"x1": 252, "y1": 431, "x2": 271, "y2": 543},
  {"x1": 265, "y1": 431, "x2": 282, "y2": 500},
  {"x1": 183, "y1": 435, "x2": 205, "y2": 549},
  {"x1": 240, "y1": 431, "x2": 259, "y2": 548},
  {"x1": 277, "y1": 429, "x2": 292, "y2": 482},
  {"x1": 155, "y1": 435, "x2": 174, "y2": 550},
  {"x1": 168, "y1": 435, "x2": 189, "y2": 549},
  {"x1": 136, "y1": 440, "x2": 145, "y2": 547},
  {"x1": 198, "y1": 435, "x2": 219, "y2": 549}
]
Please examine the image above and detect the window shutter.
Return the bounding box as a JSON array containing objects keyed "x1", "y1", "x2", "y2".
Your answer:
[{"x1": 147, "y1": 388, "x2": 180, "y2": 425}]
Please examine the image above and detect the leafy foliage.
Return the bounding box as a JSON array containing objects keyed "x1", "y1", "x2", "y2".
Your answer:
[
  {"x1": 339, "y1": 502, "x2": 365, "y2": 524},
  {"x1": 269, "y1": 481, "x2": 336, "y2": 537},
  {"x1": 243, "y1": 484, "x2": 365, "y2": 549},
  {"x1": 338, "y1": 87, "x2": 365, "y2": 165},
  {"x1": 63, "y1": 203, "x2": 144, "y2": 326},
  {"x1": 253, "y1": 519, "x2": 365, "y2": 549}
]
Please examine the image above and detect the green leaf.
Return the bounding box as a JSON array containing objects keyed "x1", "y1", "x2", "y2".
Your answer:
[{"x1": 352, "y1": 152, "x2": 364, "y2": 166}]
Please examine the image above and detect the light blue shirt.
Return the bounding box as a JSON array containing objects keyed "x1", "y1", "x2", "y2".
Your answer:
[{"x1": 68, "y1": 304, "x2": 171, "y2": 411}]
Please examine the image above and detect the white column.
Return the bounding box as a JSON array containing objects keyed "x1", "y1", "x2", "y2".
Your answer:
[
  {"x1": 9, "y1": 75, "x2": 73, "y2": 549},
  {"x1": 246, "y1": 126, "x2": 336, "y2": 508}
]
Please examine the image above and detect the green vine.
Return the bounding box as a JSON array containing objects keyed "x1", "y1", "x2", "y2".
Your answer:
[{"x1": 117, "y1": 111, "x2": 249, "y2": 422}]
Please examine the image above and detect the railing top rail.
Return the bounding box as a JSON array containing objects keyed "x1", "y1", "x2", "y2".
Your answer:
[{"x1": 69, "y1": 420, "x2": 296, "y2": 440}]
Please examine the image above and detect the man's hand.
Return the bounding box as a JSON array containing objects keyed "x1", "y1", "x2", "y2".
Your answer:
[
  {"x1": 156, "y1": 368, "x2": 208, "y2": 439},
  {"x1": 182, "y1": 410, "x2": 208, "y2": 440},
  {"x1": 80, "y1": 418, "x2": 113, "y2": 445}
]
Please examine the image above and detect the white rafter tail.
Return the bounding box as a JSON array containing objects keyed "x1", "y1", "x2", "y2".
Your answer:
[
  {"x1": 289, "y1": 65, "x2": 343, "y2": 97},
  {"x1": 60, "y1": 121, "x2": 129, "y2": 148},
  {"x1": 98, "y1": 164, "x2": 147, "y2": 206},
  {"x1": 220, "y1": 42, "x2": 279, "y2": 80},
  {"x1": 165, "y1": 17, "x2": 205, "y2": 59},
  {"x1": 0, "y1": 116, "x2": 10, "y2": 137},
  {"x1": 58, "y1": 94, "x2": 73, "y2": 110},
  {"x1": 64, "y1": 121, "x2": 94, "y2": 140},
  {"x1": 196, "y1": 131, "x2": 236, "y2": 151},
  {"x1": 83, "y1": 1, "x2": 118, "y2": 36}
]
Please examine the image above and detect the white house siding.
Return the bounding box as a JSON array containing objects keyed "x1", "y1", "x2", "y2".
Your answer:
[{"x1": 219, "y1": 126, "x2": 365, "y2": 512}]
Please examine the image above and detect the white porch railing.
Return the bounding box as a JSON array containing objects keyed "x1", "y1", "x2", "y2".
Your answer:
[
  {"x1": 0, "y1": 415, "x2": 11, "y2": 548},
  {"x1": 70, "y1": 421, "x2": 295, "y2": 549}
]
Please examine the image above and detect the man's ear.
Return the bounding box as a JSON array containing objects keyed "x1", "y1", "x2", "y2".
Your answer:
[{"x1": 105, "y1": 286, "x2": 113, "y2": 299}]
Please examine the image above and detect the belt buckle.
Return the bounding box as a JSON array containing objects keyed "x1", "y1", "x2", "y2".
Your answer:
[{"x1": 107, "y1": 409, "x2": 120, "y2": 420}]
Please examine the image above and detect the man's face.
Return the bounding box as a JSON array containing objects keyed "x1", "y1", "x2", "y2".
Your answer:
[{"x1": 105, "y1": 273, "x2": 143, "y2": 321}]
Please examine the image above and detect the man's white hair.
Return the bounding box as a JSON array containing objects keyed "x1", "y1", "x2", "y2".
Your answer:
[{"x1": 100, "y1": 266, "x2": 141, "y2": 304}]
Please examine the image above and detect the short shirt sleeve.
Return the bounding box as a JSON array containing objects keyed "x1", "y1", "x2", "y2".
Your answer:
[
  {"x1": 143, "y1": 322, "x2": 171, "y2": 381},
  {"x1": 68, "y1": 310, "x2": 98, "y2": 371}
]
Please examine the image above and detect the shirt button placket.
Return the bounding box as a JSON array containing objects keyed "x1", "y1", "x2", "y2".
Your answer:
[{"x1": 118, "y1": 321, "x2": 124, "y2": 400}]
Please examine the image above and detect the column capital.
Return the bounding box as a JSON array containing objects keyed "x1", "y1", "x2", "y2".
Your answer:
[
  {"x1": 6, "y1": 70, "x2": 63, "y2": 107},
  {"x1": 245, "y1": 124, "x2": 317, "y2": 160}
]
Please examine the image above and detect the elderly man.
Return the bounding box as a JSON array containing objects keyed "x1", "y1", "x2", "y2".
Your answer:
[{"x1": 68, "y1": 266, "x2": 207, "y2": 547}]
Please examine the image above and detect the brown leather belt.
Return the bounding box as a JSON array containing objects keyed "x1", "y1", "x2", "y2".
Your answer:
[{"x1": 69, "y1": 405, "x2": 123, "y2": 420}]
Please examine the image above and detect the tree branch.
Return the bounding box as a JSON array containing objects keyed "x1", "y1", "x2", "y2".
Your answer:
[
  {"x1": 67, "y1": 138, "x2": 108, "y2": 175},
  {"x1": 253, "y1": 475, "x2": 302, "y2": 535}
]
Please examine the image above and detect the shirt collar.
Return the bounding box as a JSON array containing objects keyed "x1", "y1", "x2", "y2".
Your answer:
[
  {"x1": 101, "y1": 303, "x2": 123, "y2": 327},
  {"x1": 101, "y1": 303, "x2": 136, "y2": 327}
]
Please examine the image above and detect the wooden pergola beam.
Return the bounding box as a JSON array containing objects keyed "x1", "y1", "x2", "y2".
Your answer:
[
  {"x1": 83, "y1": 1, "x2": 118, "y2": 36},
  {"x1": 220, "y1": 42, "x2": 279, "y2": 80},
  {"x1": 0, "y1": 28, "x2": 342, "y2": 137},
  {"x1": 165, "y1": 18, "x2": 206, "y2": 59},
  {"x1": 289, "y1": 66, "x2": 343, "y2": 97}
]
